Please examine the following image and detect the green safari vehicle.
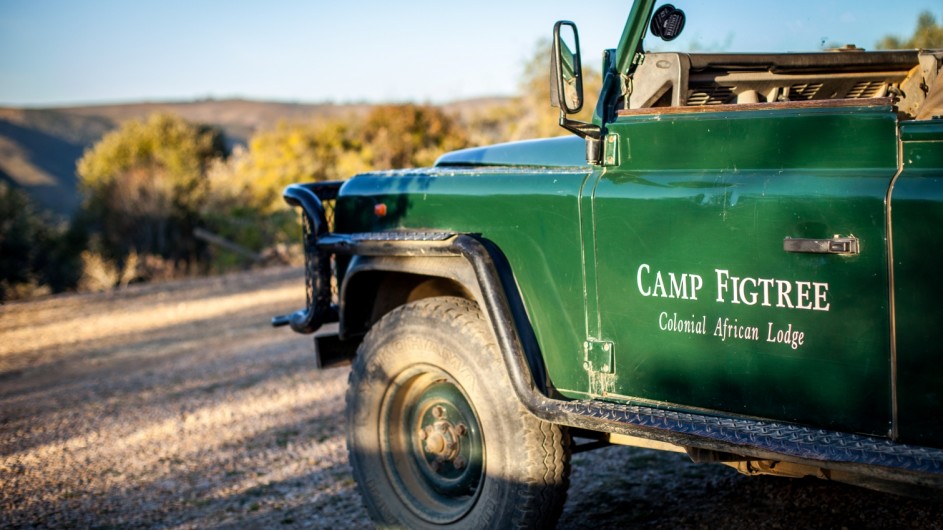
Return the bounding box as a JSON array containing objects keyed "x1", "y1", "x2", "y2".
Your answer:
[{"x1": 274, "y1": 1, "x2": 943, "y2": 527}]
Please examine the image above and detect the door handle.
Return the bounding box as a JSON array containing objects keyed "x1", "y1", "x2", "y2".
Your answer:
[{"x1": 783, "y1": 236, "x2": 859, "y2": 255}]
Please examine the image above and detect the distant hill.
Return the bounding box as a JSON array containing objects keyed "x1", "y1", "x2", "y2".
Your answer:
[{"x1": 0, "y1": 97, "x2": 510, "y2": 220}]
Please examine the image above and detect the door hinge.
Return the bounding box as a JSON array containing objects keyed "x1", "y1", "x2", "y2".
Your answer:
[
  {"x1": 583, "y1": 340, "x2": 614, "y2": 373},
  {"x1": 603, "y1": 133, "x2": 620, "y2": 166}
]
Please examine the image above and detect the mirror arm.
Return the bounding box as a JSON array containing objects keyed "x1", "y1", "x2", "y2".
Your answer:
[
  {"x1": 559, "y1": 110, "x2": 603, "y2": 164},
  {"x1": 559, "y1": 110, "x2": 601, "y2": 140}
]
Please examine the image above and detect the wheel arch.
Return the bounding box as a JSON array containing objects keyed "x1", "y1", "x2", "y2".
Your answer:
[
  {"x1": 339, "y1": 255, "x2": 478, "y2": 338},
  {"x1": 337, "y1": 243, "x2": 552, "y2": 396}
]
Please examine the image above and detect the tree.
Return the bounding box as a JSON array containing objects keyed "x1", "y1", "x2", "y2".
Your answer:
[
  {"x1": 877, "y1": 11, "x2": 943, "y2": 49},
  {"x1": 207, "y1": 119, "x2": 367, "y2": 216},
  {"x1": 203, "y1": 107, "x2": 467, "y2": 270},
  {"x1": 214, "y1": 106, "x2": 468, "y2": 214},
  {"x1": 0, "y1": 183, "x2": 39, "y2": 299},
  {"x1": 467, "y1": 39, "x2": 602, "y2": 143},
  {"x1": 201, "y1": 118, "x2": 368, "y2": 271},
  {"x1": 0, "y1": 183, "x2": 85, "y2": 300},
  {"x1": 360, "y1": 104, "x2": 469, "y2": 169},
  {"x1": 77, "y1": 113, "x2": 226, "y2": 270}
]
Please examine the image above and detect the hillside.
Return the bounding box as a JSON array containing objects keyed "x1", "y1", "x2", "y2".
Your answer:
[{"x1": 0, "y1": 97, "x2": 510, "y2": 220}]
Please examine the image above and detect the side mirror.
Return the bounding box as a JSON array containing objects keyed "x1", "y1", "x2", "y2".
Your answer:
[
  {"x1": 549, "y1": 20, "x2": 601, "y2": 164},
  {"x1": 550, "y1": 21, "x2": 583, "y2": 114}
]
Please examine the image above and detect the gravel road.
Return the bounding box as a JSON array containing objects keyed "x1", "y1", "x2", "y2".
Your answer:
[{"x1": 2, "y1": 266, "x2": 941, "y2": 529}]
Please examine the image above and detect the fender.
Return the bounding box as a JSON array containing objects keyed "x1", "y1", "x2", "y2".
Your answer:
[
  {"x1": 324, "y1": 233, "x2": 553, "y2": 397},
  {"x1": 338, "y1": 253, "x2": 478, "y2": 338}
]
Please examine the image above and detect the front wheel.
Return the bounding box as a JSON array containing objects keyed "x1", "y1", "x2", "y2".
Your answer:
[{"x1": 346, "y1": 296, "x2": 570, "y2": 528}]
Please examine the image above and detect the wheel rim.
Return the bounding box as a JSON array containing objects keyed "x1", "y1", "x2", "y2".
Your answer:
[{"x1": 380, "y1": 364, "x2": 484, "y2": 524}]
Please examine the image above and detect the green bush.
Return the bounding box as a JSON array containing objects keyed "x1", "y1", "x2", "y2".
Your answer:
[
  {"x1": 76, "y1": 113, "x2": 226, "y2": 271},
  {"x1": 0, "y1": 183, "x2": 85, "y2": 300}
]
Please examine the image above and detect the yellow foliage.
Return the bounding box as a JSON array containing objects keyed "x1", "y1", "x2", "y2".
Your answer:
[
  {"x1": 208, "y1": 105, "x2": 469, "y2": 215},
  {"x1": 361, "y1": 104, "x2": 469, "y2": 168},
  {"x1": 78, "y1": 113, "x2": 223, "y2": 207},
  {"x1": 71, "y1": 38, "x2": 603, "y2": 281},
  {"x1": 76, "y1": 113, "x2": 225, "y2": 265},
  {"x1": 207, "y1": 120, "x2": 364, "y2": 214},
  {"x1": 466, "y1": 38, "x2": 602, "y2": 144}
]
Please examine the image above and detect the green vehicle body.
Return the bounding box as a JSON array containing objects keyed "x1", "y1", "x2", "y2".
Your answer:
[
  {"x1": 335, "y1": 79, "x2": 942, "y2": 445},
  {"x1": 276, "y1": 0, "x2": 943, "y2": 516}
]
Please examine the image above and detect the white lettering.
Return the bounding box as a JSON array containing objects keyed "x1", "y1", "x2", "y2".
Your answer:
[
  {"x1": 652, "y1": 271, "x2": 667, "y2": 298},
  {"x1": 715, "y1": 269, "x2": 730, "y2": 303},
  {"x1": 795, "y1": 281, "x2": 812, "y2": 310},
  {"x1": 713, "y1": 317, "x2": 759, "y2": 342},
  {"x1": 776, "y1": 280, "x2": 794, "y2": 309},
  {"x1": 637, "y1": 263, "x2": 652, "y2": 296},
  {"x1": 757, "y1": 278, "x2": 774, "y2": 307},
  {"x1": 739, "y1": 277, "x2": 758, "y2": 306},
  {"x1": 659, "y1": 312, "x2": 707, "y2": 334},
  {"x1": 637, "y1": 264, "x2": 704, "y2": 300},
  {"x1": 690, "y1": 274, "x2": 704, "y2": 300},
  {"x1": 813, "y1": 282, "x2": 830, "y2": 311},
  {"x1": 766, "y1": 322, "x2": 805, "y2": 350},
  {"x1": 669, "y1": 273, "x2": 686, "y2": 299},
  {"x1": 640, "y1": 265, "x2": 830, "y2": 312}
]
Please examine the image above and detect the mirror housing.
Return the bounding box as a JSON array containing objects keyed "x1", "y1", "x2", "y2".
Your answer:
[
  {"x1": 550, "y1": 21, "x2": 583, "y2": 114},
  {"x1": 550, "y1": 20, "x2": 602, "y2": 164}
]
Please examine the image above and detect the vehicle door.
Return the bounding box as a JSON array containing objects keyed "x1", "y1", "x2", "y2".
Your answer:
[{"x1": 583, "y1": 101, "x2": 897, "y2": 436}]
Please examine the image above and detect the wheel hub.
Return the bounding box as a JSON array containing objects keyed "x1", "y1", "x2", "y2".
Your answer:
[
  {"x1": 381, "y1": 367, "x2": 485, "y2": 523},
  {"x1": 419, "y1": 405, "x2": 469, "y2": 472}
]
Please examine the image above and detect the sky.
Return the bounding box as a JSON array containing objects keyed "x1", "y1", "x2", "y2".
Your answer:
[{"x1": 0, "y1": 1, "x2": 938, "y2": 108}]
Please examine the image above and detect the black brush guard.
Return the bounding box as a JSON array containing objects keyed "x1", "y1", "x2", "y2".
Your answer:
[{"x1": 271, "y1": 181, "x2": 341, "y2": 333}]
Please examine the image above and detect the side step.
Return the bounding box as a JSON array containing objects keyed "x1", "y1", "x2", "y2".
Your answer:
[{"x1": 552, "y1": 398, "x2": 943, "y2": 488}]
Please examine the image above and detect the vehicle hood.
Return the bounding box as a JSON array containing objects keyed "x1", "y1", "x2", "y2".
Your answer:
[{"x1": 434, "y1": 136, "x2": 588, "y2": 168}]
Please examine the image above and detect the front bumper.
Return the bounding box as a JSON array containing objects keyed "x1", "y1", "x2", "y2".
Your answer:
[{"x1": 271, "y1": 181, "x2": 342, "y2": 333}]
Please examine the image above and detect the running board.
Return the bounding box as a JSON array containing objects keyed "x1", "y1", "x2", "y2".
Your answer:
[{"x1": 553, "y1": 398, "x2": 943, "y2": 486}]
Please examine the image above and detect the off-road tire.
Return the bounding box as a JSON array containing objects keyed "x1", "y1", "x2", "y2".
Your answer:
[{"x1": 346, "y1": 296, "x2": 570, "y2": 529}]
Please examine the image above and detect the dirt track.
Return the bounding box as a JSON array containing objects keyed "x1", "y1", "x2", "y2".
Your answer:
[{"x1": 1, "y1": 267, "x2": 941, "y2": 529}]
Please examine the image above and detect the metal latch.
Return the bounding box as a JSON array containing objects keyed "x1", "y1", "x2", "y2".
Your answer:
[{"x1": 783, "y1": 236, "x2": 859, "y2": 255}]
